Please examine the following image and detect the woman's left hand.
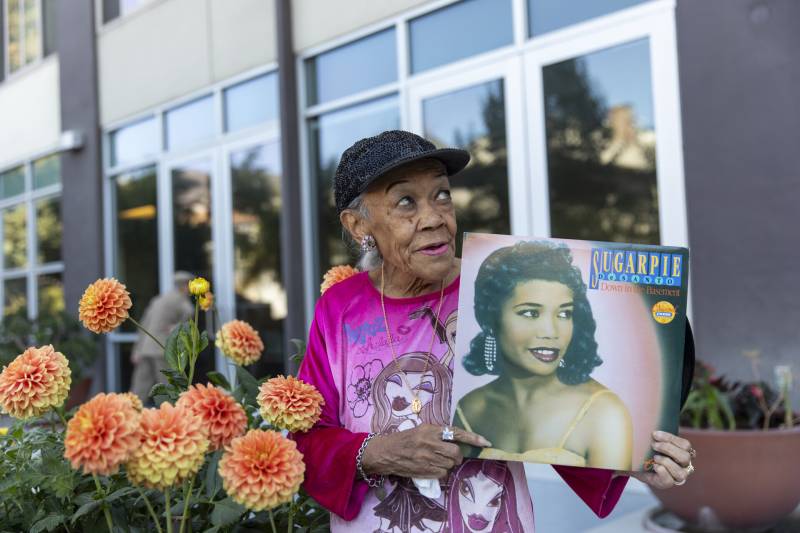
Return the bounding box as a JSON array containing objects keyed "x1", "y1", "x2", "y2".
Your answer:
[{"x1": 628, "y1": 431, "x2": 695, "y2": 490}]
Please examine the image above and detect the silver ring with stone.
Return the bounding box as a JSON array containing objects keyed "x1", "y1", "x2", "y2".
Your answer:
[{"x1": 441, "y1": 426, "x2": 455, "y2": 442}]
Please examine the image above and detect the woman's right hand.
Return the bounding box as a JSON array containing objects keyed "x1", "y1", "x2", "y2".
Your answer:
[{"x1": 361, "y1": 424, "x2": 492, "y2": 479}]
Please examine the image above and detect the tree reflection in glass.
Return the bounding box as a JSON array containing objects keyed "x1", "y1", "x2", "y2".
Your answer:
[
  {"x1": 3, "y1": 205, "x2": 27, "y2": 269},
  {"x1": 231, "y1": 143, "x2": 286, "y2": 378},
  {"x1": 37, "y1": 273, "x2": 64, "y2": 315},
  {"x1": 114, "y1": 167, "x2": 159, "y2": 332},
  {"x1": 423, "y1": 79, "x2": 510, "y2": 254},
  {"x1": 4, "y1": 277, "x2": 26, "y2": 317},
  {"x1": 36, "y1": 196, "x2": 61, "y2": 265},
  {"x1": 543, "y1": 38, "x2": 660, "y2": 244}
]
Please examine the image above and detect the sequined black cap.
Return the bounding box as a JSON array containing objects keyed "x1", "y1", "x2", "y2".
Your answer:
[{"x1": 334, "y1": 130, "x2": 471, "y2": 214}]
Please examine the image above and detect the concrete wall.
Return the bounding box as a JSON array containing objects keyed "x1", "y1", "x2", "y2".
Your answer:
[
  {"x1": 676, "y1": 0, "x2": 800, "y2": 392},
  {"x1": 292, "y1": 0, "x2": 431, "y2": 52},
  {"x1": 0, "y1": 57, "x2": 61, "y2": 168},
  {"x1": 98, "y1": 0, "x2": 277, "y2": 125}
]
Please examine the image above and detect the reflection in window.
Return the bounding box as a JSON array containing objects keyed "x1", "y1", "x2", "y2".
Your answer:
[
  {"x1": 0, "y1": 166, "x2": 25, "y2": 199},
  {"x1": 310, "y1": 95, "x2": 400, "y2": 275},
  {"x1": 36, "y1": 196, "x2": 61, "y2": 264},
  {"x1": 529, "y1": 0, "x2": 648, "y2": 37},
  {"x1": 224, "y1": 73, "x2": 280, "y2": 133},
  {"x1": 172, "y1": 159, "x2": 213, "y2": 283},
  {"x1": 110, "y1": 118, "x2": 158, "y2": 167},
  {"x1": 23, "y1": 0, "x2": 40, "y2": 64},
  {"x1": 231, "y1": 143, "x2": 286, "y2": 377},
  {"x1": 6, "y1": 0, "x2": 22, "y2": 72},
  {"x1": 165, "y1": 96, "x2": 215, "y2": 152},
  {"x1": 37, "y1": 272, "x2": 63, "y2": 315},
  {"x1": 3, "y1": 277, "x2": 27, "y2": 316},
  {"x1": 33, "y1": 154, "x2": 60, "y2": 189},
  {"x1": 114, "y1": 167, "x2": 159, "y2": 331},
  {"x1": 543, "y1": 39, "x2": 659, "y2": 244},
  {"x1": 423, "y1": 79, "x2": 510, "y2": 254},
  {"x1": 3, "y1": 204, "x2": 27, "y2": 269},
  {"x1": 305, "y1": 28, "x2": 397, "y2": 106},
  {"x1": 409, "y1": 0, "x2": 513, "y2": 74}
]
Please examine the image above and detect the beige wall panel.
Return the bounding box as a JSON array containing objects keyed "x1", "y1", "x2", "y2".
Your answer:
[
  {"x1": 0, "y1": 58, "x2": 61, "y2": 169},
  {"x1": 293, "y1": 0, "x2": 432, "y2": 52},
  {"x1": 210, "y1": 0, "x2": 278, "y2": 81},
  {"x1": 99, "y1": 0, "x2": 212, "y2": 125}
]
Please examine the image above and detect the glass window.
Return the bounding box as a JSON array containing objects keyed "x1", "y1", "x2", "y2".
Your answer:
[
  {"x1": 36, "y1": 196, "x2": 60, "y2": 264},
  {"x1": 423, "y1": 79, "x2": 510, "y2": 254},
  {"x1": 110, "y1": 118, "x2": 158, "y2": 167},
  {"x1": 231, "y1": 143, "x2": 286, "y2": 377},
  {"x1": 165, "y1": 96, "x2": 215, "y2": 152},
  {"x1": 310, "y1": 95, "x2": 400, "y2": 275},
  {"x1": 0, "y1": 2, "x2": 5, "y2": 81},
  {"x1": 3, "y1": 204, "x2": 27, "y2": 269},
  {"x1": 33, "y1": 154, "x2": 59, "y2": 189},
  {"x1": 23, "y1": 0, "x2": 40, "y2": 64},
  {"x1": 37, "y1": 272, "x2": 63, "y2": 315},
  {"x1": 171, "y1": 159, "x2": 213, "y2": 282},
  {"x1": 3, "y1": 277, "x2": 27, "y2": 317},
  {"x1": 103, "y1": 0, "x2": 156, "y2": 23},
  {"x1": 529, "y1": 0, "x2": 649, "y2": 37},
  {"x1": 409, "y1": 0, "x2": 513, "y2": 74},
  {"x1": 305, "y1": 28, "x2": 397, "y2": 106},
  {"x1": 0, "y1": 166, "x2": 25, "y2": 199},
  {"x1": 543, "y1": 39, "x2": 659, "y2": 244},
  {"x1": 114, "y1": 166, "x2": 159, "y2": 330},
  {"x1": 6, "y1": 0, "x2": 22, "y2": 72},
  {"x1": 224, "y1": 72, "x2": 280, "y2": 133},
  {"x1": 42, "y1": 0, "x2": 55, "y2": 57}
]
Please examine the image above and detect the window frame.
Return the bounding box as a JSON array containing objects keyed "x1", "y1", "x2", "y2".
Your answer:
[
  {"x1": 0, "y1": 148, "x2": 63, "y2": 320},
  {"x1": 298, "y1": 0, "x2": 686, "y2": 322},
  {"x1": 2, "y1": 0, "x2": 48, "y2": 81}
]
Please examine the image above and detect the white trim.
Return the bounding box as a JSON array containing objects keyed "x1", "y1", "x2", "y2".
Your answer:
[{"x1": 2, "y1": 0, "x2": 48, "y2": 81}]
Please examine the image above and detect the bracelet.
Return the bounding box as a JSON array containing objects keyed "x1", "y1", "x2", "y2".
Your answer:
[{"x1": 356, "y1": 433, "x2": 385, "y2": 488}]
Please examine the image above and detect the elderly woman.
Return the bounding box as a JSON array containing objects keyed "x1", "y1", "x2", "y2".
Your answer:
[{"x1": 293, "y1": 130, "x2": 696, "y2": 532}]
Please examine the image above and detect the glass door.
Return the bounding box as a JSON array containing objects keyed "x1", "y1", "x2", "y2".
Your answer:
[
  {"x1": 408, "y1": 57, "x2": 529, "y2": 250},
  {"x1": 523, "y1": 7, "x2": 687, "y2": 246}
]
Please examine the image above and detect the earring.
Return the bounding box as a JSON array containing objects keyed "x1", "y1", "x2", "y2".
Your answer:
[
  {"x1": 559, "y1": 358, "x2": 566, "y2": 368},
  {"x1": 360, "y1": 235, "x2": 376, "y2": 253},
  {"x1": 484, "y1": 334, "x2": 496, "y2": 372}
]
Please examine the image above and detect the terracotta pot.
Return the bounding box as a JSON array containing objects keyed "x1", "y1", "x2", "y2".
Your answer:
[
  {"x1": 650, "y1": 426, "x2": 800, "y2": 530},
  {"x1": 65, "y1": 377, "x2": 93, "y2": 410}
]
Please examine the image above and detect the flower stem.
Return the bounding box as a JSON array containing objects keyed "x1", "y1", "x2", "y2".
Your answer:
[
  {"x1": 165, "y1": 487, "x2": 174, "y2": 533},
  {"x1": 128, "y1": 316, "x2": 166, "y2": 350},
  {"x1": 55, "y1": 405, "x2": 68, "y2": 428},
  {"x1": 138, "y1": 488, "x2": 164, "y2": 533},
  {"x1": 179, "y1": 477, "x2": 194, "y2": 533},
  {"x1": 92, "y1": 474, "x2": 114, "y2": 533},
  {"x1": 269, "y1": 509, "x2": 278, "y2": 533}
]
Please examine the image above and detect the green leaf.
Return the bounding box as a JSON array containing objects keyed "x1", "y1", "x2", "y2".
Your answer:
[
  {"x1": 205, "y1": 450, "x2": 223, "y2": 499},
  {"x1": 71, "y1": 500, "x2": 100, "y2": 524},
  {"x1": 106, "y1": 486, "x2": 136, "y2": 502},
  {"x1": 210, "y1": 497, "x2": 246, "y2": 527},
  {"x1": 164, "y1": 323, "x2": 184, "y2": 372},
  {"x1": 236, "y1": 366, "x2": 260, "y2": 407},
  {"x1": 199, "y1": 330, "x2": 209, "y2": 353},
  {"x1": 149, "y1": 383, "x2": 172, "y2": 400},
  {"x1": 207, "y1": 371, "x2": 231, "y2": 391},
  {"x1": 30, "y1": 513, "x2": 65, "y2": 533},
  {"x1": 289, "y1": 338, "x2": 307, "y2": 363}
]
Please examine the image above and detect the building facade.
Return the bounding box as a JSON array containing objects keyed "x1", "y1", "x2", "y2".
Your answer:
[{"x1": 0, "y1": 0, "x2": 798, "y2": 396}]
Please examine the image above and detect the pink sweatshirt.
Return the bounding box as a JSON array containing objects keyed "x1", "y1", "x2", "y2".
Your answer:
[{"x1": 293, "y1": 272, "x2": 627, "y2": 532}]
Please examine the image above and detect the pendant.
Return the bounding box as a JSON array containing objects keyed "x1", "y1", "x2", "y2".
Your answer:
[{"x1": 411, "y1": 397, "x2": 422, "y2": 414}]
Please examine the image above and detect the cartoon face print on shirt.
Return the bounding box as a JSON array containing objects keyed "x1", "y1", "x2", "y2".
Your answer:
[{"x1": 444, "y1": 460, "x2": 524, "y2": 533}]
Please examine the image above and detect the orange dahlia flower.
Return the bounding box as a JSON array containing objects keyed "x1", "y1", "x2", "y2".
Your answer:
[
  {"x1": 218, "y1": 429, "x2": 305, "y2": 511},
  {"x1": 126, "y1": 403, "x2": 209, "y2": 490},
  {"x1": 64, "y1": 393, "x2": 141, "y2": 476},
  {"x1": 119, "y1": 391, "x2": 143, "y2": 411},
  {"x1": 78, "y1": 278, "x2": 132, "y2": 334},
  {"x1": 320, "y1": 265, "x2": 358, "y2": 294},
  {"x1": 215, "y1": 320, "x2": 264, "y2": 366},
  {"x1": 257, "y1": 376, "x2": 324, "y2": 432},
  {"x1": 0, "y1": 345, "x2": 71, "y2": 420},
  {"x1": 176, "y1": 383, "x2": 247, "y2": 450}
]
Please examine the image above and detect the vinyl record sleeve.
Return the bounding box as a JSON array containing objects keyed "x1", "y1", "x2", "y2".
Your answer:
[{"x1": 451, "y1": 233, "x2": 689, "y2": 471}]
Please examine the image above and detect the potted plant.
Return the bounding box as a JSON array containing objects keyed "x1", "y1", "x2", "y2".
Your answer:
[
  {"x1": 0, "y1": 309, "x2": 99, "y2": 408},
  {"x1": 649, "y1": 354, "x2": 800, "y2": 531}
]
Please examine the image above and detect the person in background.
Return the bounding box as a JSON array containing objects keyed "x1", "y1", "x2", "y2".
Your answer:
[{"x1": 130, "y1": 271, "x2": 194, "y2": 404}]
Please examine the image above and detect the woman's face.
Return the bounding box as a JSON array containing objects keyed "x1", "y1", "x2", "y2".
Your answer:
[
  {"x1": 457, "y1": 471, "x2": 503, "y2": 532},
  {"x1": 361, "y1": 162, "x2": 457, "y2": 283},
  {"x1": 497, "y1": 280, "x2": 574, "y2": 377},
  {"x1": 385, "y1": 370, "x2": 436, "y2": 416}
]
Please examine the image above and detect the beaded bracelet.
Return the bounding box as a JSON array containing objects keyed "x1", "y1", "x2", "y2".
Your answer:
[{"x1": 356, "y1": 433, "x2": 385, "y2": 488}]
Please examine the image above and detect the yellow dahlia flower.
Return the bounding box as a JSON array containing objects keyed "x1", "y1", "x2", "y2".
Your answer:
[
  {"x1": 188, "y1": 277, "x2": 210, "y2": 296},
  {"x1": 215, "y1": 320, "x2": 264, "y2": 366}
]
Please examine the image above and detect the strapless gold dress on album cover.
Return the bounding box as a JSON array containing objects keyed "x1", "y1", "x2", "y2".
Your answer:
[{"x1": 451, "y1": 233, "x2": 689, "y2": 471}]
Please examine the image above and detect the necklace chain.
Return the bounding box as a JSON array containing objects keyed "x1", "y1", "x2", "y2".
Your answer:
[{"x1": 379, "y1": 262, "x2": 446, "y2": 415}]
